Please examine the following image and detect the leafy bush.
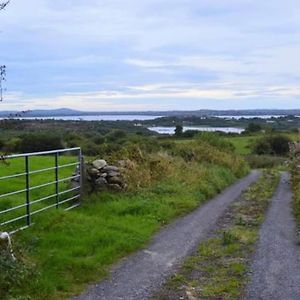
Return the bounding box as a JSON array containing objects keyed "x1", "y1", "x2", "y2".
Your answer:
[
  {"x1": 81, "y1": 141, "x2": 100, "y2": 156},
  {"x1": 246, "y1": 154, "x2": 285, "y2": 169},
  {"x1": 18, "y1": 133, "x2": 63, "y2": 153},
  {"x1": 196, "y1": 132, "x2": 235, "y2": 153},
  {"x1": 0, "y1": 252, "x2": 36, "y2": 299},
  {"x1": 245, "y1": 123, "x2": 262, "y2": 133},
  {"x1": 252, "y1": 135, "x2": 292, "y2": 156},
  {"x1": 105, "y1": 129, "x2": 127, "y2": 143},
  {"x1": 2, "y1": 137, "x2": 22, "y2": 153}
]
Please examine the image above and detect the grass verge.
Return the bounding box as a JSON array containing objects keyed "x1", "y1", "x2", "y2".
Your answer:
[
  {"x1": 154, "y1": 170, "x2": 279, "y2": 300},
  {"x1": 1, "y1": 139, "x2": 249, "y2": 300},
  {"x1": 291, "y1": 157, "x2": 300, "y2": 225}
]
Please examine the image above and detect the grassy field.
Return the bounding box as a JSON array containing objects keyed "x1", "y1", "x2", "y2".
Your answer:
[
  {"x1": 225, "y1": 132, "x2": 299, "y2": 156},
  {"x1": 225, "y1": 136, "x2": 257, "y2": 155},
  {"x1": 0, "y1": 155, "x2": 78, "y2": 233},
  {"x1": 173, "y1": 135, "x2": 256, "y2": 155},
  {"x1": 1, "y1": 139, "x2": 249, "y2": 300}
]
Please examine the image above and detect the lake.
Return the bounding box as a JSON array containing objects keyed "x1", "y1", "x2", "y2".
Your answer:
[
  {"x1": 5, "y1": 115, "x2": 163, "y2": 121},
  {"x1": 148, "y1": 126, "x2": 244, "y2": 135},
  {"x1": 215, "y1": 115, "x2": 292, "y2": 119}
]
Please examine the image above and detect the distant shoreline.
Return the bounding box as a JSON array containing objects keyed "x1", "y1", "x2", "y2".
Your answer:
[{"x1": 1, "y1": 108, "x2": 300, "y2": 118}]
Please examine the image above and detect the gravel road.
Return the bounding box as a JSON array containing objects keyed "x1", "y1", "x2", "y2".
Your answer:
[
  {"x1": 246, "y1": 172, "x2": 300, "y2": 300},
  {"x1": 73, "y1": 171, "x2": 261, "y2": 300}
]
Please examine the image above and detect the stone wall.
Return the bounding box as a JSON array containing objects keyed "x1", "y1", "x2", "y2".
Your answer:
[{"x1": 85, "y1": 159, "x2": 127, "y2": 192}]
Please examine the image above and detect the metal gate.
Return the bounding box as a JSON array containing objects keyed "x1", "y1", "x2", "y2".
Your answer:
[{"x1": 0, "y1": 147, "x2": 83, "y2": 234}]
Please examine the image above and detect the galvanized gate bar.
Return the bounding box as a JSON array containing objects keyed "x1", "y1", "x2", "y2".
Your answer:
[{"x1": 2, "y1": 147, "x2": 81, "y2": 159}]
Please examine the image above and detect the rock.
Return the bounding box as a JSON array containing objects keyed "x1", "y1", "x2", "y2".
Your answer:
[
  {"x1": 88, "y1": 167, "x2": 100, "y2": 176},
  {"x1": 108, "y1": 184, "x2": 123, "y2": 192},
  {"x1": 92, "y1": 159, "x2": 107, "y2": 170},
  {"x1": 72, "y1": 176, "x2": 80, "y2": 183},
  {"x1": 99, "y1": 172, "x2": 108, "y2": 178},
  {"x1": 70, "y1": 181, "x2": 80, "y2": 189},
  {"x1": 95, "y1": 177, "x2": 108, "y2": 187},
  {"x1": 106, "y1": 171, "x2": 120, "y2": 178},
  {"x1": 108, "y1": 176, "x2": 123, "y2": 185},
  {"x1": 102, "y1": 165, "x2": 119, "y2": 173}
]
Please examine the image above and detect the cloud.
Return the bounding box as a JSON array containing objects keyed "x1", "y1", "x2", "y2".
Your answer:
[{"x1": 0, "y1": 0, "x2": 300, "y2": 110}]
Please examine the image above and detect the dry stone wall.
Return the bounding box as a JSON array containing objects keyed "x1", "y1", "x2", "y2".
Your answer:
[{"x1": 85, "y1": 159, "x2": 127, "y2": 192}]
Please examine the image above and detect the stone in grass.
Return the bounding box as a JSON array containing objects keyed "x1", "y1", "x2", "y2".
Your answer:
[
  {"x1": 106, "y1": 171, "x2": 120, "y2": 178},
  {"x1": 95, "y1": 177, "x2": 108, "y2": 188},
  {"x1": 88, "y1": 168, "x2": 100, "y2": 176},
  {"x1": 108, "y1": 184, "x2": 123, "y2": 192},
  {"x1": 102, "y1": 165, "x2": 119, "y2": 173},
  {"x1": 92, "y1": 159, "x2": 107, "y2": 170},
  {"x1": 108, "y1": 176, "x2": 123, "y2": 185}
]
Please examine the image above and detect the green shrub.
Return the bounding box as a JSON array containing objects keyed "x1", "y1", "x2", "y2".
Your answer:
[
  {"x1": 2, "y1": 137, "x2": 22, "y2": 153},
  {"x1": 196, "y1": 132, "x2": 235, "y2": 153},
  {"x1": 105, "y1": 129, "x2": 127, "y2": 143},
  {"x1": 0, "y1": 252, "x2": 36, "y2": 299},
  {"x1": 252, "y1": 135, "x2": 292, "y2": 156},
  {"x1": 81, "y1": 142, "x2": 100, "y2": 156},
  {"x1": 18, "y1": 133, "x2": 63, "y2": 153},
  {"x1": 245, "y1": 123, "x2": 262, "y2": 133},
  {"x1": 245, "y1": 155, "x2": 285, "y2": 169},
  {"x1": 181, "y1": 130, "x2": 198, "y2": 138}
]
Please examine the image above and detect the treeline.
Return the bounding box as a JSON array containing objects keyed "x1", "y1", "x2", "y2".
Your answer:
[
  {"x1": 0, "y1": 119, "x2": 154, "y2": 155},
  {"x1": 142, "y1": 115, "x2": 300, "y2": 131}
]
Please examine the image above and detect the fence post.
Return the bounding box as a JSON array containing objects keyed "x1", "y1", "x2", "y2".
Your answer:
[
  {"x1": 79, "y1": 149, "x2": 84, "y2": 199},
  {"x1": 25, "y1": 155, "x2": 31, "y2": 226},
  {"x1": 55, "y1": 152, "x2": 59, "y2": 208}
]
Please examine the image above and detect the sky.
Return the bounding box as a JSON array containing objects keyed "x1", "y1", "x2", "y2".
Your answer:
[{"x1": 0, "y1": 0, "x2": 300, "y2": 111}]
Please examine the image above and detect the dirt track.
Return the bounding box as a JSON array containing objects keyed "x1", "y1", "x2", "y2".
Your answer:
[
  {"x1": 246, "y1": 172, "x2": 300, "y2": 300},
  {"x1": 73, "y1": 171, "x2": 261, "y2": 300}
]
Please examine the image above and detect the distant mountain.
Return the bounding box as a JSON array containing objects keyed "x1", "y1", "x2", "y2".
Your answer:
[
  {"x1": 0, "y1": 108, "x2": 300, "y2": 118},
  {"x1": 0, "y1": 108, "x2": 83, "y2": 117}
]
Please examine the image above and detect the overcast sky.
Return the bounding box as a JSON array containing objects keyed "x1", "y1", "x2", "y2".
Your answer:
[{"x1": 0, "y1": 0, "x2": 300, "y2": 111}]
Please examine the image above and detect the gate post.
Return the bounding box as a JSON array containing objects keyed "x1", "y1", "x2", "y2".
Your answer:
[{"x1": 25, "y1": 155, "x2": 31, "y2": 226}]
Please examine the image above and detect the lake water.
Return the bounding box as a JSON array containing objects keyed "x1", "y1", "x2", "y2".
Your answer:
[
  {"x1": 148, "y1": 126, "x2": 244, "y2": 135},
  {"x1": 3, "y1": 114, "x2": 297, "y2": 121},
  {"x1": 7, "y1": 115, "x2": 162, "y2": 121},
  {"x1": 216, "y1": 115, "x2": 291, "y2": 119}
]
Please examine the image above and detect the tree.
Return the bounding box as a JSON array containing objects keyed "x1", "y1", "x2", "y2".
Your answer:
[
  {"x1": 0, "y1": 1, "x2": 9, "y2": 10},
  {"x1": 175, "y1": 125, "x2": 183, "y2": 136},
  {"x1": 0, "y1": 65, "x2": 6, "y2": 101},
  {"x1": 246, "y1": 123, "x2": 262, "y2": 133},
  {"x1": 0, "y1": 1, "x2": 9, "y2": 101}
]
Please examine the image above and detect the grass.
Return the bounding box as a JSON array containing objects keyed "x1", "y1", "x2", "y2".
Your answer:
[
  {"x1": 0, "y1": 139, "x2": 249, "y2": 300},
  {"x1": 154, "y1": 170, "x2": 279, "y2": 300},
  {"x1": 225, "y1": 136, "x2": 258, "y2": 155},
  {"x1": 291, "y1": 155, "x2": 300, "y2": 225},
  {"x1": 0, "y1": 141, "x2": 248, "y2": 300},
  {"x1": 8, "y1": 166, "x2": 237, "y2": 299},
  {"x1": 225, "y1": 132, "x2": 299, "y2": 156}
]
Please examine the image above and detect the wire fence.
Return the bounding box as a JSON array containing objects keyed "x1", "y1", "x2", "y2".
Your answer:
[{"x1": 0, "y1": 147, "x2": 83, "y2": 234}]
